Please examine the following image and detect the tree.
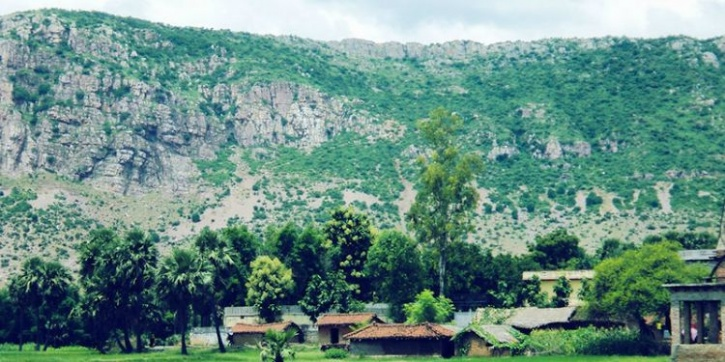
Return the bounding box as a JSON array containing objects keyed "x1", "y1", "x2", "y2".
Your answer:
[
  {"x1": 8, "y1": 257, "x2": 74, "y2": 351},
  {"x1": 404, "y1": 289, "x2": 454, "y2": 324},
  {"x1": 157, "y1": 248, "x2": 212, "y2": 355},
  {"x1": 260, "y1": 329, "x2": 297, "y2": 362},
  {"x1": 595, "y1": 238, "x2": 637, "y2": 262},
  {"x1": 528, "y1": 228, "x2": 591, "y2": 270},
  {"x1": 269, "y1": 223, "x2": 325, "y2": 302},
  {"x1": 407, "y1": 107, "x2": 482, "y2": 296},
  {"x1": 324, "y1": 206, "x2": 374, "y2": 299},
  {"x1": 587, "y1": 242, "x2": 709, "y2": 336},
  {"x1": 643, "y1": 231, "x2": 717, "y2": 250},
  {"x1": 551, "y1": 276, "x2": 572, "y2": 307},
  {"x1": 221, "y1": 224, "x2": 260, "y2": 304},
  {"x1": 299, "y1": 272, "x2": 361, "y2": 324},
  {"x1": 77, "y1": 228, "x2": 158, "y2": 353},
  {"x1": 194, "y1": 227, "x2": 235, "y2": 353},
  {"x1": 246, "y1": 256, "x2": 294, "y2": 323},
  {"x1": 365, "y1": 230, "x2": 425, "y2": 322}
]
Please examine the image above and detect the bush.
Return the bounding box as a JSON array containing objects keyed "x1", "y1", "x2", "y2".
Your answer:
[
  {"x1": 324, "y1": 348, "x2": 348, "y2": 359},
  {"x1": 526, "y1": 327, "x2": 662, "y2": 356}
]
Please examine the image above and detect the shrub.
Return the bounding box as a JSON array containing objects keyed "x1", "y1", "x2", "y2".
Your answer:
[
  {"x1": 324, "y1": 348, "x2": 348, "y2": 359},
  {"x1": 526, "y1": 327, "x2": 661, "y2": 356}
]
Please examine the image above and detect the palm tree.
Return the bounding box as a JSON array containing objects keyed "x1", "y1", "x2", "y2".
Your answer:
[
  {"x1": 195, "y1": 228, "x2": 236, "y2": 353},
  {"x1": 260, "y1": 329, "x2": 297, "y2": 362},
  {"x1": 157, "y1": 248, "x2": 211, "y2": 355},
  {"x1": 9, "y1": 257, "x2": 73, "y2": 351}
]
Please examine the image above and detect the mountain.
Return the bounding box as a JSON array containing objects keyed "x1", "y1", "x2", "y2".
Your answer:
[{"x1": 0, "y1": 9, "x2": 723, "y2": 279}]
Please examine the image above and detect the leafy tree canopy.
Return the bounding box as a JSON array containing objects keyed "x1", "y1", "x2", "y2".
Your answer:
[
  {"x1": 404, "y1": 289, "x2": 454, "y2": 324},
  {"x1": 587, "y1": 241, "x2": 709, "y2": 333}
]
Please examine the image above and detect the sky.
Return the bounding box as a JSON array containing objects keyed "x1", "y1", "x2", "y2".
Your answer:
[{"x1": 0, "y1": 0, "x2": 724, "y2": 44}]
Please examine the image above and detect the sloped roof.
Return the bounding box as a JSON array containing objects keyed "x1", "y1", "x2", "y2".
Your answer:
[
  {"x1": 318, "y1": 313, "x2": 381, "y2": 326},
  {"x1": 504, "y1": 307, "x2": 577, "y2": 330},
  {"x1": 231, "y1": 321, "x2": 297, "y2": 334},
  {"x1": 344, "y1": 323, "x2": 454, "y2": 341},
  {"x1": 455, "y1": 324, "x2": 519, "y2": 345}
]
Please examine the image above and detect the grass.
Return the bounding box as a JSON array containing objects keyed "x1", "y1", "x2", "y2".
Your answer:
[{"x1": 0, "y1": 345, "x2": 669, "y2": 362}]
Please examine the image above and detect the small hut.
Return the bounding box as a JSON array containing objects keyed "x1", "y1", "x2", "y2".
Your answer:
[
  {"x1": 454, "y1": 324, "x2": 521, "y2": 357},
  {"x1": 230, "y1": 321, "x2": 303, "y2": 346},
  {"x1": 344, "y1": 323, "x2": 454, "y2": 357},
  {"x1": 317, "y1": 313, "x2": 384, "y2": 348}
]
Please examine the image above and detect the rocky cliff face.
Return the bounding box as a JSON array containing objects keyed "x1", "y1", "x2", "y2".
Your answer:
[{"x1": 0, "y1": 11, "x2": 372, "y2": 194}]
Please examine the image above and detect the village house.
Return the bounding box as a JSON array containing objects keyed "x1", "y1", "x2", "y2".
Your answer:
[
  {"x1": 665, "y1": 240, "x2": 725, "y2": 361},
  {"x1": 344, "y1": 323, "x2": 455, "y2": 357},
  {"x1": 317, "y1": 313, "x2": 384, "y2": 348},
  {"x1": 454, "y1": 324, "x2": 521, "y2": 357},
  {"x1": 522, "y1": 270, "x2": 595, "y2": 306},
  {"x1": 229, "y1": 321, "x2": 304, "y2": 346}
]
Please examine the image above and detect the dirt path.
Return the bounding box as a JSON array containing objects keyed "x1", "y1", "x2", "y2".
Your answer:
[{"x1": 655, "y1": 182, "x2": 673, "y2": 213}]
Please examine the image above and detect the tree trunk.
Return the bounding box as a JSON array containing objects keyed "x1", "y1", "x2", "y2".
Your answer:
[
  {"x1": 180, "y1": 308, "x2": 188, "y2": 355},
  {"x1": 17, "y1": 313, "x2": 24, "y2": 351},
  {"x1": 135, "y1": 329, "x2": 144, "y2": 353},
  {"x1": 115, "y1": 336, "x2": 125, "y2": 351},
  {"x1": 35, "y1": 310, "x2": 41, "y2": 351},
  {"x1": 438, "y1": 251, "x2": 446, "y2": 296},
  {"x1": 214, "y1": 317, "x2": 226, "y2": 353},
  {"x1": 122, "y1": 328, "x2": 133, "y2": 353}
]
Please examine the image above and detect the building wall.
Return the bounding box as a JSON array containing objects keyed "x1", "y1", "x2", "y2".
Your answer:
[
  {"x1": 460, "y1": 335, "x2": 492, "y2": 357},
  {"x1": 232, "y1": 333, "x2": 263, "y2": 346},
  {"x1": 540, "y1": 279, "x2": 585, "y2": 306},
  {"x1": 319, "y1": 326, "x2": 355, "y2": 345}
]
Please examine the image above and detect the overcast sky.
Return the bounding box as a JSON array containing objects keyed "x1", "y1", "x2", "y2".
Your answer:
[{"x1": 1, "y1": 0, "x2": 724, "y2": 44}]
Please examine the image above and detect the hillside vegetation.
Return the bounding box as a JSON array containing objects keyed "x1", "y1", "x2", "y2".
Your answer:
[{"x1": 0, "y1": 9, "x2": 723, "y2": 276}]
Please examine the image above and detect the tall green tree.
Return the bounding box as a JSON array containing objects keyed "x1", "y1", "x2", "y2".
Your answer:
[
  {"x1": 77, "y1": 228, "x2": 158, "y2": 353},
  {"x1": 407, "y1": 107, "x2": 482, "y2": 296},
  {"x1": 194, "y1": 227, "x2": 235, "y2": 353},
  {"x1": 528, "y1": 228, "x2": 591, "y2": 270},
  {"x1": 8, "y1": 257, "x2": 74, "y2": 351},
  {"x1": 246, "y1": 256, "x2": 295, "y2": 323},
  {"x1": 324, "y1": 206, "x2": 374, "y2": 300},
  {"x1": 221, "y1": 224, "x2": 260, "y2": 303},
  {"x1": 157, "y1": 248, "x2": 212, "y2": 355},
  {"x1": 365, "y1": 230, "x2": 424, "y2": 321},
  {"x1": 299, "y1": 272, "x2": 360, "y2": 324},
  {"x1": 587, "y1": 242, "x2": 709, "y2": 336},
  {"x1": 268, "y1": 223, "x2": 325, "y2": 302}
]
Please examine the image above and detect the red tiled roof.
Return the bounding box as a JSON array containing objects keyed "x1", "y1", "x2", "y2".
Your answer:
[
  {"x1": 231, "y1": 321, "x2": 295, "y2": 334},
  {"x1": 318, "y1": 313, "x2": 380, "y2": 326},
  {"x1": 344, "y1": 323, "x2": 454, "y2": 341}
]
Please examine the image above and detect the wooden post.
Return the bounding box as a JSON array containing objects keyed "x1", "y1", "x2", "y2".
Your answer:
[{"x1": 708, "y1": 302, "x2": 719, "y2": 344}]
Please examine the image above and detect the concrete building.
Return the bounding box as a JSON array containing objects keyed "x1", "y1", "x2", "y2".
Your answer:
[{"x1": 522, "y1": 270, "x2": 595, "y2": 306}]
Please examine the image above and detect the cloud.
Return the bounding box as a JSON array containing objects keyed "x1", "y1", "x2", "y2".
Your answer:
[{"x1": 0, "y1": 0, "x2": 723, "y2": 44}]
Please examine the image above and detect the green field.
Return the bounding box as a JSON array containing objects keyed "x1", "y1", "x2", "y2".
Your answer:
[{"x1": 0, "y1": 346, "x2": 669, "y2": 362}]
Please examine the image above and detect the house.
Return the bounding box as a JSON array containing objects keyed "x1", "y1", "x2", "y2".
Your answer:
[
  {"x1": 522, "y1": 270, "x2": 595, "y2": 306},
  {"x1": 230, "y1": 321, "x2": 304, "y2": 346},
  {"x1": 344, "y1": 322, "x2": 455, "y2": 357},
  {"x1": 317, "y1": 313, "x2": 384, "y2": 347},
  {"x1": 474, "y1": 306, "x2": 622, "y2": 334},
  {"x1": 665, "y1": 240, "x2": 725, "y2": 361},
  {"x1": 454, "y1": 324, "x2": 521, "y2": 357}
]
